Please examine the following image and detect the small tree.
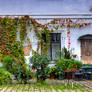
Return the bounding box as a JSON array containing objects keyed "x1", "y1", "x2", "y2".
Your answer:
[{"x1": 30, "y1": 53, "x2": 51, "y2": 81}]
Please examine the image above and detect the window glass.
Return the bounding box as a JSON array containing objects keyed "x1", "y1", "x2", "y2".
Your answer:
[
  {"x1": 48, "y1": 33, "x2": 61, "y2": 60},
  {"x1": 52, "y1": 43, "x2": 60, "y2": 60}
]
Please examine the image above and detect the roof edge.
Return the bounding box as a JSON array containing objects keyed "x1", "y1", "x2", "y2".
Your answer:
[{"x1": 0, "y1": 14, "x2": 92, "y2": 19}]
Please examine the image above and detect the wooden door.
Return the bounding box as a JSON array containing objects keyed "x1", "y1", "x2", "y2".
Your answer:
[{"x1": 81, "y1": 39, "x2": 92, "y2": 64}]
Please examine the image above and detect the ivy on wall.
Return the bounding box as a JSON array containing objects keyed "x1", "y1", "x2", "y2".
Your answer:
[
  {"x1": 0, "y1": 16, "x2": 91, "y2": 70},
  {"x1": 30, "y1": 18, "x2": 52, "y2": 54}
]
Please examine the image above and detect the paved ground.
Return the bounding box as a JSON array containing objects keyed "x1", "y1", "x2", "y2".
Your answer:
[
  {"x1": 46, "y1": 79, "x2": 92, "y2": 90},
  {"x1": 75, "y1": 80, "x2": 92, "y2": 90},
  {"x1": 0, "y1": 79, "x2": 92, "y2": 92}
]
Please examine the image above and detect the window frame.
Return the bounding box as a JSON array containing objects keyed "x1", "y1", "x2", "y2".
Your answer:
[{"x1": 49, "y1": 33, "x2": 61, "y2": 60}]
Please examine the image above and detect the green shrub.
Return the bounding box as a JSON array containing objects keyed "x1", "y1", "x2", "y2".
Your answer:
[
  {"x1": 2, "y1": 55, "x2": 15, "y2": 73},
  {"x1": 2, "y1": 55, "x2": 33, "y2": 83},
  {"x1": 0, "y1": 68, "x2": 13, "y2": 85},
  {"x1": 56, "y1": 59, "x2": 82, "y2": 84},
  {"x1": 48, "y1": 65, "x2": 64, "y2": 79},
  {"x1": 48, "y1": 66, "x2": 59, "y2": 78},
  {"x1": 48, "y1": 66, "x2": 56, "y2": 76},
  {"x1": 30, "y1": 53, "x2": 51, "y2": 81},
  {"x1": 56, "y1": 59, "x2": 82, "y2": 72}
]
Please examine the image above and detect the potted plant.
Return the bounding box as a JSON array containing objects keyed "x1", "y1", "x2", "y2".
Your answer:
[
  {"x1": 48, "y1": 66, "x2": 56, "y2": 79},
  {"x1": 48, "y1": 65, "x2": 64, "y2": 79},
  {"x1": 30, "y1": 53, "x2": 51, "y2": 82},
  {"x1": 56, "y1": 59, "x2": 82, "y2": 85}
]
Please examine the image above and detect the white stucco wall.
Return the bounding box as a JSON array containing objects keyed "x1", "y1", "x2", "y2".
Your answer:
[
  {"x1": 24, "y1": 16, "x2": 92, "y2": 64},
  {"x1": 70, "y1": 23, "x2": 92, "y2": 61},
  {"x1": 24, "y1": 27, "x2": 41, "y2": 64}
]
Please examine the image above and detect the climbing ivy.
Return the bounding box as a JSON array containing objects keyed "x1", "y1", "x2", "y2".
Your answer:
[
  {"x1": 19, "y1": 16, "x2": 27, "y2": 43},
  {"x1": 0, "y1": 16, "x2": 91, "y2": 68},
  {"x1": 30, "y1": 18, "x2": 52, "y2": 54},
  {"x1": 0, "y1": 17, "x2": 26, "y2": 70},
  {"x1": 0, "y1": 16, "x2": 52, "y2": 70}
]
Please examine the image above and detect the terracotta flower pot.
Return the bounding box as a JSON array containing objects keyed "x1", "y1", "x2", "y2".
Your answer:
[{"x1": 50, "y1": 74, "x2": 55, "y2": 79}]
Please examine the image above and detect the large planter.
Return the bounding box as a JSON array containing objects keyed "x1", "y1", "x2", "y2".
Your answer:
[{"x1": 65, "y1": 68, "x2": 77, "y2": 79}]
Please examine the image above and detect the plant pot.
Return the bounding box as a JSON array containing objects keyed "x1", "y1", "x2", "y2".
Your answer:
[{"x1": 50, "y1": 74, "x2": 55, "y2": 79}]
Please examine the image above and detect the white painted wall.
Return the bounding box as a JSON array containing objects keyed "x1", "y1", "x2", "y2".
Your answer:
[
  {"x1": 70, "y1": 24, "x2": 92, "y2": 61},
  {"x1": 24, "y1": 18, "x2": 92, "y2": 64},
  {"x1": 24, "y1": 27, "x2": 41, "y2": 64}
]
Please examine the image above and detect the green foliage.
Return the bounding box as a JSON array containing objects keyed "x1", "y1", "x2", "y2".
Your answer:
[
  {"x1": 35, "y1": 81, "x2": 50, "y2": 86},
  {"x1": 2, "y1": 55, "x2": 14, "y2": 73},
  {"x1": 0, "y1": 67, "x2": 13, "y2": 85},
  {"x1": 61, "y1": 47, "x2": 72, "y2": 59},
  {"x1": 19, "y1": 16, "x2": 28, "y2": 43},
  {"x1": 55, "y1": 47, "x2": 72, "y2": 60},
  {"x1": 30, "y1": 54, "x2": 51, "y2": 69},
  {"x1": 48, "y1": 66, "x2": 57, "y2": 76},
  {"x1": 41, "y1": 27, "x2": 51, "y2": 54},
  {"x1": 0, "y1": 17, "x2": 25, "y2": 63},
  {"x1": 56, "y1": 59, "x2": 82, "y2": 72},
  {"x1": 75, "y1": 60, "x2": 83, "y2": 70},
  {"x1": 44, "y1": 66, "x2": 50, "y2": 78},
  {"x1": 10, "y1": 41, "x2": 25, "y2": 62},
  {"x1": 48, "y1": 65, "x2": 64, "y2": 79},
  {"x1": 0, "y1": 16, "x2": 52, "y2": 73},
  {"x1": 30, "y1": 53, "x2": 51, "y2": 81},
  {"x1": 2, "y1": 55, "x2": 32, "y2": 83},
  {"x1": 31, "y1": 21, "x2": 51, "y2": 54},
  {"x1": 0, "y1": 16, "x2": 52, "y2": 83}
]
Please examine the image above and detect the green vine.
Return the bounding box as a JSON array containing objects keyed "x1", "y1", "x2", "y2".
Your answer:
[
  {"x1": 0, "y1": 16, "x2": 91, "y2": 65},
  {"x1": 19, "y1": 16, "x2": 27, "y2": 44},
  {"x1": 0, "y1": 17, "x2": 25, "y2": 65},
  {"x1": 30, "y1": 18, "x2": 51, "y2": 54}
]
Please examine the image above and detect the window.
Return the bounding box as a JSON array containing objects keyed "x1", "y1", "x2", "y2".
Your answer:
[
  {"x1": 48, "y1": 33, "x2": 61, "y2": 60},
  {"x1": 50, "y1": 33, "x2": 60, "y2": 42}
]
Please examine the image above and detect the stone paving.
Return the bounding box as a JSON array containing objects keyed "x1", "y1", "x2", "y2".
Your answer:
[
  {"x1": 46, "y1": 79, "x2": 92, "y2": 90},
  {"x1": 75, "y1": 80, "x2": 92, "y2": 90},
  {"x1": 0, "y1": 79, "x2": 92, "y2": 92}
]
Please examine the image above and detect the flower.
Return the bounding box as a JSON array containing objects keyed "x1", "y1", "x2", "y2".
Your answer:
[
  {"x1": 73, "y1": 64, "x2": 76, "y2": 66},
  {"x1": 7, "y1": 51, "x2": 11, "y2": 54},
  {"x1": 71, "y1": 68, "x2": 77, "y2": 71}
]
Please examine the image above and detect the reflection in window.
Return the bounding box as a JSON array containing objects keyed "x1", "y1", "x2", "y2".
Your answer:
[{"x1": 48, "y1": 33, "x2": 61, "y2": 60}]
